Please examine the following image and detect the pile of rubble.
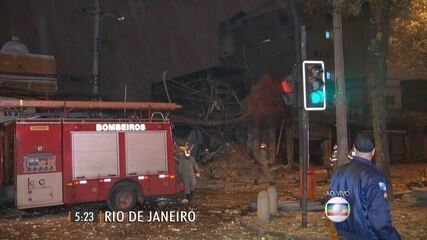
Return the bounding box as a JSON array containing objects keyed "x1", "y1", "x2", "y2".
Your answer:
[
  {"x1": 197, "y1": 143, "x2": 256, "y2": 184},
  {"x1": 196, "y1": 142, "x2": 299, "y2": 187}
]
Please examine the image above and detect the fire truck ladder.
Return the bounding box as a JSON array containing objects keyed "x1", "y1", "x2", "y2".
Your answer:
[{"x1": 0, "y1": 99, "x2": 182, "y2": 118}]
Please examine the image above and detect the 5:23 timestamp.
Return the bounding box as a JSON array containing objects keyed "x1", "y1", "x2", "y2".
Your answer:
[{"x1": 69, "y1": 210, "x2": 98, "y2": 223}]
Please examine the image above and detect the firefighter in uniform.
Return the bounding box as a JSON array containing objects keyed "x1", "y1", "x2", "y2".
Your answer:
[
  {"x1": 177, "y1": 143, "x2": 200, "y2": 204},
  {"x1": 329, "y1": 134, "x2": 400, "y2": 240}
]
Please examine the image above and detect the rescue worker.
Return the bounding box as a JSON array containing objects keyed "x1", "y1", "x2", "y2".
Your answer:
[
  {"x1": 253, "y1": 143, "x2": 273, "y2": 185},
  {"x1": 177, "y1": 143, "x2": 200, "y2": 204},
  {"x1": 329, "y1": 134, "x2": 400, "y2": 240}
]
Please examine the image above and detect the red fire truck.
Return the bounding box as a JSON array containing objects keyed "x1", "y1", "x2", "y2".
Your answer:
[{"x1": 0, "y1": 100, "x2": 184, "y2": 211}]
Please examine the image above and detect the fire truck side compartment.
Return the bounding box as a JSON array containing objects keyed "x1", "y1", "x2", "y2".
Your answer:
[
  {"x1": 15, "y1": 121, "x2": 63, "y2": 209},
  {"x1": 71, "y1": 131, "x2": 119, "y2": 179},
  {"x1": 125, "y1": 131, "x2": 168, "y2": 176}
]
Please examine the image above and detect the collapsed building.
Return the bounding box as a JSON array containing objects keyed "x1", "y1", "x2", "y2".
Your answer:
[{"x1": 151, "y1": 2, "x2": 427, "y2": 167}]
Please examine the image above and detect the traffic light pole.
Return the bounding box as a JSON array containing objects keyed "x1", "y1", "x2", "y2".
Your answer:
[
  {"x1": 92, "y1": 0, "x2": 100, "y2": 100},
  {"x1": 298, "y1": 25, "x2": 309, "y2": 228},
  {"x1": 288, "y1": 2, "x2": 308, "y2": 228},
  {"x1": 84, "y1": 0, "x2": 125, "y2": 100}
]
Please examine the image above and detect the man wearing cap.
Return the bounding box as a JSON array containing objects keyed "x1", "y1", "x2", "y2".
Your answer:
[
  {"x1": 177, "y1": 144, "x2": 201, "y2": 204},
  {"x1": 329, "y1": 134, "x2": 400, "y2": 240}
]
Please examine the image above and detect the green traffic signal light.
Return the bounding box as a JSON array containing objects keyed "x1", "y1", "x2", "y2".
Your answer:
[{"x1": 310, "y1": 90, "x2": 325, "y2": 104}]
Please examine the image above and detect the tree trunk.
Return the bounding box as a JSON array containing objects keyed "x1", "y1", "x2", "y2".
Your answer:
[
  {"x1": 368, "y1": 72, "x2": 392, "y2": 197},
  {"x1": 251, "y1": 120, "x2": 260, "y2": 161},
  {"x1": 333, "y1": 9, "x2": 349, "y2": 168},
  {"x1": 286, "y1": 128, "x2": 294, "y2": 166},
  {"x1": 268, "y1": 126, "x2": 276, "y2": 164},
  {"x1": 367, "y1": 0, "x2": 393, "y2": 199}
]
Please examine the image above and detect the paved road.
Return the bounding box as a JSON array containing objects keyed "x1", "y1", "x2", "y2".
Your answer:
[{"x1": 0, "y1": 184, "x2": 283, "y2": 240}]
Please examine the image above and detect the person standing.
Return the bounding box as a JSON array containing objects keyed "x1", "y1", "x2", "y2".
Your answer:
[
  {"x1": 177, "y1": 144, "x2": 200, "y2": 204},
  {"x1": 329, "y1": 134, "x2": 400, "y2": 240}
]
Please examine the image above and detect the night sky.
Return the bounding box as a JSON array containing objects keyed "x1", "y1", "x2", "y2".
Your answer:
[{"x1": 0, "y1": 0, "x2": 272, "y2": 101}]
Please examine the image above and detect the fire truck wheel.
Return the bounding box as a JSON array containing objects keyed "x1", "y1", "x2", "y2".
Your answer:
[{"x1": 110, "y1": 186, "x2": 137, "y2": 211}]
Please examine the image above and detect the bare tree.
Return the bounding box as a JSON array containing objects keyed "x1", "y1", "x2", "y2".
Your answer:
[
  {"x1": 327, "y1": 0, "x2": 394, "y2": 196},
  {"x1": 366, "y1": 0, "x2": 393, "y2": 198}
]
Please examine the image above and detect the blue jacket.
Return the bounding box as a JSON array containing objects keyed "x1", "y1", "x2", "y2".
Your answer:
[{"x1": 329, "y1": 156, "x2": 400, "y2": 240}]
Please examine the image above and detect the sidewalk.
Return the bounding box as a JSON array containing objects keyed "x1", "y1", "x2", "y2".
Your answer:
[{"x1": 238, "y1": 195, "x2": 427, "y2": 240}]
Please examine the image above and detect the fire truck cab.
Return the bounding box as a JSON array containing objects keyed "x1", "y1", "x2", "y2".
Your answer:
[{"x1": 0, "y1": 117, "x2": 184, "y2": 211}]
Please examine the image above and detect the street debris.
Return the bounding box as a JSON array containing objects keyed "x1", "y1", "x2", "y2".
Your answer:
[{"x1": 0, "y1": 147, "x2": 425, "y2": 239}]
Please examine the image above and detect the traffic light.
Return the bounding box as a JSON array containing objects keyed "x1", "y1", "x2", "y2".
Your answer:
[
  {"x1": 281, "y1": 79, "x2": 295, "y2": 106},
  {"x1": 302, "y1": 60, "x2": 326, "y2": 111}
]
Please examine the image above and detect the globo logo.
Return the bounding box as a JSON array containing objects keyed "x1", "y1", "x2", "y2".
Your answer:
[{"x1": 325, "y1": 197, "x2": 350, "y2": 222}]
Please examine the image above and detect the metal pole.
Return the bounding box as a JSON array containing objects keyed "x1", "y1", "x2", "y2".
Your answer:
[
  {"x1": 287, "y1": 0, "x2": 308, "y2": 228},
  {"x1": 333, "y1": 9, "x2": 349, "y2": 167},
  {"x1": 284, "y1": 1, "x2": 308, "y2": 228},
  {"x1": 299, "y1": 25, "x2": 309, "y2": 228},
  {"x1": 92, "y1": 0, "x2": 100, "y2": 100}
]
